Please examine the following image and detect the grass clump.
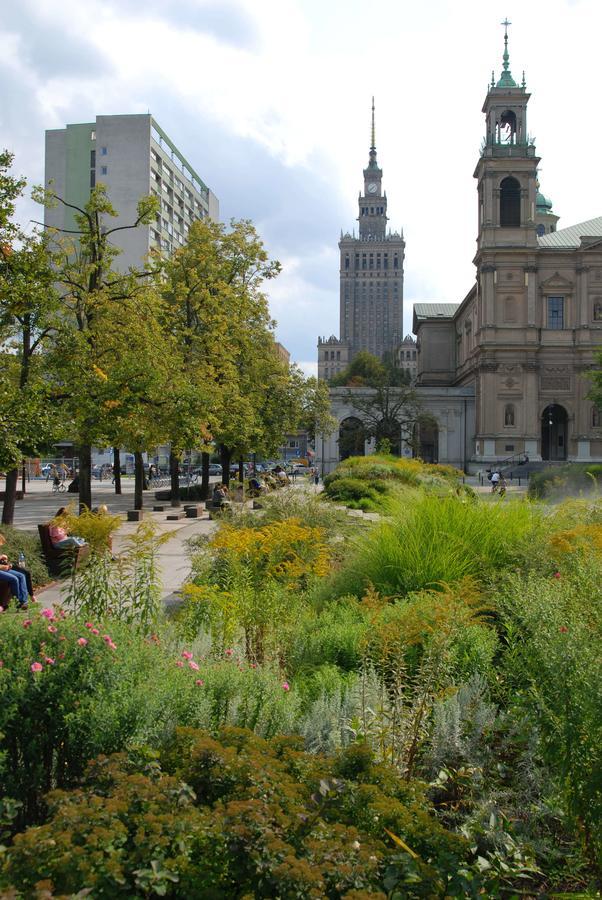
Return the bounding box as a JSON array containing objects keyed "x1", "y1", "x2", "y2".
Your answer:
[
  {"x1": 332, "y1": 492, "x2": 543, "y2": 598},
  {"x1": 528, "y1": 463, "x2": 602, "y2": 499}
]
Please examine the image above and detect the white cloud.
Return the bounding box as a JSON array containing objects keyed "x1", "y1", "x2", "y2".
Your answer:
[{"x1": 1, "y1": 0, "x2": 601, "y2": 364}]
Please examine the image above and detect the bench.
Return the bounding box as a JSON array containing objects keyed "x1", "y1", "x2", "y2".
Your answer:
[
  {"x1": 166, "y1": 510, "x2": 186, "y2": 520},
  {"x1": 184, "y1": 504, "x2": 204, "y2": 518},
  {"x1": 37, "y1": 524, "x2": 90, "y2": 577},
  {"x1": 0, "y1": 581, "x2": 12, "y2": 611}
]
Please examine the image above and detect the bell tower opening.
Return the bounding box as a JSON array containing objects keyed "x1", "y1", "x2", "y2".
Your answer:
[
  {"x1": 500, "y1": 176, "x2": 521, "y2": 226},
  {"x1": 497, "y1": 109, "x2": 517, "y2": 144}
]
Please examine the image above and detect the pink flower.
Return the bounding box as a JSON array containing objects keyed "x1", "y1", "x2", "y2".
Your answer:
[
  {"x1": 553, "y1": 572, "x2": 561, "y2": 579},
  {"x1": 102, "y1": 635, "x2": 112, "y2": 643},
  {"x1": 250, "y1": 663, "x2": 257, "y2": 669},
  {"x1": 84, "y1": 622, "x2": 94, "y2": 629},
  {"x1": 31, "y1": 662, "x2": 43, "y2": 673},
  {"x1": 47, "y1": 625, "x2": 57, "y2": 634},
  {"x1": 41, "y1": 608, "x2": 54, "y2": 620},
  {"x1": 45, "y1": 657, "x2": 55, "y2": 665},
  {"x1": 91, "y1": 628, "x2": 99, "y2": 635},
  {"x1": 195, "y1": 679, "x2": 204, "y2": 686},
  {"x1": 0, "y1": 661, "x2": 4, "y2": 667},
  {"x1": 224, "y1": 648, "x2": 233, "y2": 657},
  {"x1": 77, "y1": 638, "x2": 88, "y2": 647},
  {"x1": 182, "y1": 651, "x2": 193, "y2": 660},
  {"x1": 282, "y1": 681, "x2": 290, "y2": 692},
  {"x1": 559, "y1": 626, "x2": 568, "y2": 633},
  {"x1": 176, "y1": 660, "x2": 184, "y2": 668},
  {"x1": 22, "y1": 620, "x2": 32, "y2": 628},
  {"x1": 108, "y1": 641, "x2": 117, "y2": 651},
  {"x1": 189, "y1": 660, "x2": 200, "y2": 671}
]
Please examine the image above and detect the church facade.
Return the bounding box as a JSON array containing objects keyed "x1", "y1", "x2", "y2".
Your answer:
[
  {"x1": 317, "y1": 28, "x2": 602, "y2": 473},
  {"x1": 414, "y1": 27, "x2": 602, "y2": 464}
]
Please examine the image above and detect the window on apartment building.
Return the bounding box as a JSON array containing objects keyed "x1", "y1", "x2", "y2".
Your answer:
[
  {"x1": 384, "y1": 254, "x2": 388, "y2": 269},
  {"x1": 90, "y1": 170, "x2": 96, "y2": 188},
  {"x1": 393, "y1": 255, "x2": 399, "y2": 269},
  {"x1": 344, "y1": 255, "x2": 349, "y2": 270},
  {"x1": 100, "y1": 166, "x2": 107, "y2": 176},
  {"x1": 90, "y1": 130, "x2": 96, "y2": 140},
  {"x1": 101, "y1": 147, "x2": 107, "y2": 155},
  {"x1": 90, "y1": 150, "x2": 96, "y2": 167},
  {"x1": 362, "y1": 254, "x2": 367, "y2": 270},
  {"x1": 592, "y1": 406, "x2": 601, "y2": 428},
  {"x1": 336, "y1": 351, "x2": 340, "y2": 360},
  {"x1": 547, "y1": 296, "x2": 564, "y2": 329}
]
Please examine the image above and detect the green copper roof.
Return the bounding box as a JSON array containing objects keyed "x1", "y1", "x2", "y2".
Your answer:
[
  {"x1": 536, "y1": 190, "x2": 553, "y2": 213},
  {"x1": 413, "y1": 303, "x2": 460, "y2": 320},
  {"x1": 496, "y1": 18, "x2": 518, "y2": 88}
]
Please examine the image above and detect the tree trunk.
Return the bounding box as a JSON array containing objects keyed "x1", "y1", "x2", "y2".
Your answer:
[
  {"x1": 113, "y1": 447, "x2": 122, "y2": 494},
  {"x1": 169, "y1": 450, "x2": 181, "y2": 507},
  {"x1": 238, "y1": 456, "x2": 244, "y2": 483},
  {"x1": 21, "y1": 462, "x2": 27, "y2": 494},
  {"x1": 134, "y1": 451, "x2": 144, "y2": 510},
  {"x1": 1, "y1": 467, "x2": 19, "y2": 526},
  {"x1": 220, "y1": 445, "x2": 231, "y2": 487},
  {"x1": 200, "y1": 451, "x2": 210, "y2": 500},
  {"x1": 79, "y1": 444, "x2": 92, "y2": 513}
]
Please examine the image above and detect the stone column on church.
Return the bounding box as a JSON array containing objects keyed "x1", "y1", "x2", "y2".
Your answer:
[
  {"x1": 481, "y1": 265, "x2": 496, "y2": 326},
  {"x1": 525, "y1": 266, "x2": 537, "y2": 325},
  {"x1": 522, "y1": 359, "x2": 541, "y2": 460},
  {"x1": 577, "y1": 265, "x2": 589, "y2": 327}
]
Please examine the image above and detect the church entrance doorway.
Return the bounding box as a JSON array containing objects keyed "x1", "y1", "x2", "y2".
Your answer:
[
  {"x1": 338, "y1": 417, "x2": 365, "y2": 460},
  {"x1": 541, "y1": 404, "x2": 568, "y2": 461}
]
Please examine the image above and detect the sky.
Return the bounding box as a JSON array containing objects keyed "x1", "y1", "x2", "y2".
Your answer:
[{"x1": 1, "y1": 0, "x2": 601, "y2": 376}]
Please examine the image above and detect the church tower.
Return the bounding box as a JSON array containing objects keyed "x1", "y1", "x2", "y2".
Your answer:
[{"x1": 339, "y1": 100, "x2": 405, "y2": 360}]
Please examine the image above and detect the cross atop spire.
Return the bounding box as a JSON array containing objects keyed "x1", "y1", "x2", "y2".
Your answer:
[{"x1": 496, "y1": 17, "x2": 518, "y2": 88}]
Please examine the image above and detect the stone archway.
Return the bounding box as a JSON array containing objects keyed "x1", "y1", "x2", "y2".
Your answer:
[
  {"x1": 338, "y1": 417, "x2": 365, "y2": 461},
  {"x1": 541, "y1": 404, "x2": 568, "y2": 461},
  {"x1": 413, "y1": 421, "x2": 439, "y2": 463}
]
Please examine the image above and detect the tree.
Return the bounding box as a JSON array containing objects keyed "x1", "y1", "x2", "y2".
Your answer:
[
  {"x1": 332, "y1": 351, "x2": 433, "y2": 457},
  {"x1": 35, "y1": 184, "x2": 160, "y2": 511},
  {"x1": 330, "y1": 350, "x2": 410, "y2": 388},
  {"x1": 162, "y1": 218, "x2": 281, "y2": 492},
  {"x1": 589, "y1": 348, "x2": 602, "y2": 414},
  {"x1": 0, "y1": 152, "x2": 60, "y2": 524}
]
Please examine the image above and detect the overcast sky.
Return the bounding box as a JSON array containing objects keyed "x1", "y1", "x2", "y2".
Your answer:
[{"x1": 1, "y1": 0, "x2": 601, "y2": 375}]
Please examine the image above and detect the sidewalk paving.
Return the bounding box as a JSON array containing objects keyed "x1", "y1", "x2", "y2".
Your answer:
[{"x1": 2, "y1": 478, "x2": 217, "y2": 607}]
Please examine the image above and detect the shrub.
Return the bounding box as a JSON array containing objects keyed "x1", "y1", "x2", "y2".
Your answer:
[
  {"x1": 0, "y1": 610, "x2": 299, "y2": 829},
  {"x1": 3, "y1": 728, "x2": 489, "y2": 898},
  {"x1": 324, "y1": 475, "x2": 386, "y2": 510},
  {"x1": 0, "y1": 524, "x2": 48, "y2": 588},
  {"x1": 332, "y1": 493, "x2": 543, "y2": 599},
  {"x1": 495, "y1": 562, "x2": 602, "y2": 872},
  {"x1": 528, "y1": 463, "x2": 602, "y2": 499}
]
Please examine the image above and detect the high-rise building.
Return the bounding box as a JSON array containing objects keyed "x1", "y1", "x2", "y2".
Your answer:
[
  {"x1": 44, "y1": 114, "x2": 219, "y2": 270},
  {"x1": 318, "y1": 101, "x2": 405, "y2": 380}
]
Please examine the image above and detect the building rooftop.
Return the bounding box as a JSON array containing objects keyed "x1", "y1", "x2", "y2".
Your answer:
[
  {"x1": 538, "y1": 215, "x2": 602, "y2": 249},
  {"x1": 413, "y1": 303, "x2": 460, "y2": 320}
]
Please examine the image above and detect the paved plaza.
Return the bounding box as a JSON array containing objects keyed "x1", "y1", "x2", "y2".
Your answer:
[{"x1": 1, "y1": 477, "x2": 218, "y2": 607}]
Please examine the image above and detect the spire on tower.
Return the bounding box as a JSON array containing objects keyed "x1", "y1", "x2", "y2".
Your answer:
[
  {"x1": 496, "y1": 18, "x2": 518, "y2": 88},
  {"x1": 367, "y1": 97, "x2": 379, "y2": 170}
]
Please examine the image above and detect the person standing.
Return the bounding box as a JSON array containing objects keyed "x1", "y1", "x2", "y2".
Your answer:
[{"x1": 490, "y1": 471, "x2": 500, "y2": 492}]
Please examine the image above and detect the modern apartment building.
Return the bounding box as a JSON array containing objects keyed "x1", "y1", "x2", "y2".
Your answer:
[{"x1": 44, "y1": 114, "x2": 219, "y2": 269}]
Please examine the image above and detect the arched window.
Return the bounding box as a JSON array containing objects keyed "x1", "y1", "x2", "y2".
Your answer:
[
  {"x1": 593, "y1": 406, "x2": 601, "y2": 428},
  {"x1": 497, "y1": 109, "x2": 517, "y2": 144},
  {"x1": 504, "y1": 404, "x2": 515, "y2": 427},
  {"x1": 500, "y1": 176, "x2": 521, "y2": 227}
]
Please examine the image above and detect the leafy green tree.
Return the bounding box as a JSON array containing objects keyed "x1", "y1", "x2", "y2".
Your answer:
[
  {"x1": 588, "y1": 347, "x2": 602, "y2": 415},
  {"x1": 35, "y1": 184, "x2": 159, "y2": 511},
  {"x1": 0, "y1": 153, "x2": 61, "y2": 523},
  {"x1": 330, "y1": 350, "x2": 410, "y2": 388}
]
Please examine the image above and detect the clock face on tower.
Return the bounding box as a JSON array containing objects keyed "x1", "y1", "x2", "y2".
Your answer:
[{"x1": 367, "y1": 182, "x2": 378, "y2": 194}]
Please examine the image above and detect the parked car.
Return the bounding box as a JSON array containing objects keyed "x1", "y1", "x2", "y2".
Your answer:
[{"x1": 208, "y1": 463, "x2": 223, "y2": 476}]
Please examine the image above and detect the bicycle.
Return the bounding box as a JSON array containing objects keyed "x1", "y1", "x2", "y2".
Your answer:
[{"x1": 51, "y1": 479, "x2": 66, "y2": 493}]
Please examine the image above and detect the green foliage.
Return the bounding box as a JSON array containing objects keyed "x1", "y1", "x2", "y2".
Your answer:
[
  {"x1": 332, "y1": 493, "x2": 543, "y2": 598},
  {"x1": 528, "y1": 463, "x2": 602, "y2": 499},
  {"x1": 0, "y1": 525, "x2": 48, "y2": 587},
  {"x1": 495, "y1": 562, "x2": 602, "y2": 871},
  {"x1": 323, "y1": 475, "x2": 389, "y2": 510},
  {"x1": 2, "y1": 727, "x2": 490, "y2": 898},
  {"x1": 330, "y1": 350, "x2": 409, "y2": 388}
]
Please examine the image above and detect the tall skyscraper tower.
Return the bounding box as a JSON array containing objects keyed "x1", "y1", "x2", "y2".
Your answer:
[{"x1": 318, "y1": 101, "x2": 405, "y2": 379}]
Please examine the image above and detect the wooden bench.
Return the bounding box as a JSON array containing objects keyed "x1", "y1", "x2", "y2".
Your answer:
[
  {"x1": 37, "y1": 524, "x2": 90, "y2": 577},
  {"x1": 0, "y1": 581, "x2": 12, "y2": 611}
]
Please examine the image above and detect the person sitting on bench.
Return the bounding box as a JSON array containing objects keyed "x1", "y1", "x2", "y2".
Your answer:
[{"x1": 48, "y1": 507, "x2": 87, "y2": 549}]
